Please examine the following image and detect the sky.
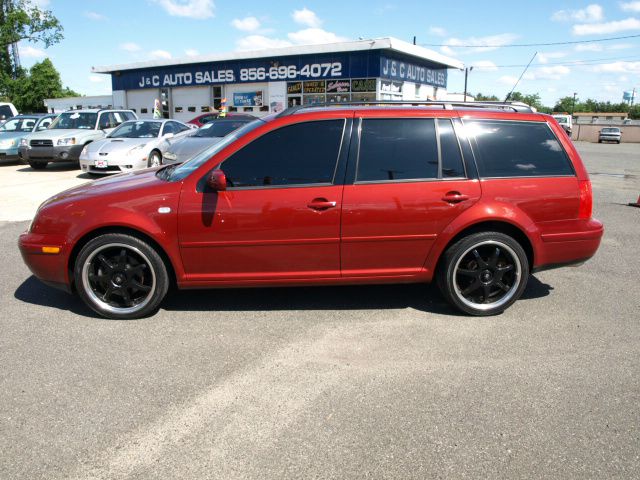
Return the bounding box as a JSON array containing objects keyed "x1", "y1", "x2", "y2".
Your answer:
[{"x1": 18, "y1": 0, "x2": 640, "y2": 106}]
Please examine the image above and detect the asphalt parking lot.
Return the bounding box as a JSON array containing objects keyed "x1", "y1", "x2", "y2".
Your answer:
[{"x1": 0, "y1": 142, "x2": 639, "y2": 479}]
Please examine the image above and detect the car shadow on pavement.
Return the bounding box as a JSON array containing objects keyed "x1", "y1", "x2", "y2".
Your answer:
[
  {"x1": 14, "y1": 275, "x2": 553, "y2": 319},
  {"x1": 16, "y1": 163, "x2": 80, "y2": 173},
  {"x1": 14, "y1": 276, "x2": 101, "y2": 318}
]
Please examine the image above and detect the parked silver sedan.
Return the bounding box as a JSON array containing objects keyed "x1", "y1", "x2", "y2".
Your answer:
[{"x1": 79, "y1": 119, "x2": 193, "y2": 175}]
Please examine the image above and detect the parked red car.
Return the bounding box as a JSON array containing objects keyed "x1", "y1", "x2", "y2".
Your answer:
[
  {"x1": 19, "y1": 102, "x2": 603, "y2": 319},
  {"x1": 187, "y1": 112, "x2": 256, "y2": 127}
]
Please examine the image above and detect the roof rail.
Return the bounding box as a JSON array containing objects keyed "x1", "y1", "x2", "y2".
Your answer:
[{"x1": 276, "y1": 100, "x2": 536, "y2": 117}]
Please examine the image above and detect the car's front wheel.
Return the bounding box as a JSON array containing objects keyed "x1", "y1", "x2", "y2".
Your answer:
[
  {"x1": 437, "y1": 232, "x2": 529, "y2": 316},
  {"x1": 147, "y1": 151, "x2": 162, "y2": 168},
  {"x1": 74, "y1": 233, "x2": 169, "y2": 319}
]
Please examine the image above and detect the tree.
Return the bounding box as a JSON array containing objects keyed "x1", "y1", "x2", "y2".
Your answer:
[
  {"x1": 8, "y1": 58, "x2": 79, "y2": 112},
  {"x1": 475, "y1": 92, "x2": 499, "y2": 101}
]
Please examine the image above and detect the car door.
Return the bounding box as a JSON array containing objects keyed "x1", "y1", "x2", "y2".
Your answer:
[
  {"x1": 340, "y1": 113, "x2": 482, "y2": 278},
  {"x1": 177, "y1": 117, "x2": 350, "y2": 282}
]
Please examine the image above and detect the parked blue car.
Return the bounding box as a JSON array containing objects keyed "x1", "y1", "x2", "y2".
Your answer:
[{"x1": 0, "y1": 114, "x2": 57, "y2": 164}]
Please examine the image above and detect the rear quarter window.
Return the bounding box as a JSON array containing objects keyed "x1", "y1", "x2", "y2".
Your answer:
[{"x1": 464, "y1": 120, "x2": 574, "y2": 178}]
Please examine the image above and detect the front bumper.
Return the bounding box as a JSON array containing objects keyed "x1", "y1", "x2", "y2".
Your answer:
[
  {"x1": 599, "y1": 135, "x2": 621, "y2": 142},
  {"x1": 21, "y1": 144, "x2": 85, "y2": 162},
  {"x1": 79, "y1": 152, "x2": 148, "y2": 175},
  {"x1": 19, "y1": 230, "x2": 72, "y2": 290},
  {"x1": 0, "y1": 147, "x2": 19, "y2": 162}
]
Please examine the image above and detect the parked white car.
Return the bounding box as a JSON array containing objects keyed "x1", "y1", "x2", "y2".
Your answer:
[{"x1": 79, "y1": 119, "x2": 193, "y2": 175}]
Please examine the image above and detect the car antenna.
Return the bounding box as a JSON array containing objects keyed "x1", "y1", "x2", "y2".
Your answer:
[{"x1": 505, "y1": 52, "x2": 537, "y2": 102}]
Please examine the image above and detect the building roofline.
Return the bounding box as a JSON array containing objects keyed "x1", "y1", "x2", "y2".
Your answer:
[{"x1": 91, "y1": 37, "x2": 464, "y2": 74}]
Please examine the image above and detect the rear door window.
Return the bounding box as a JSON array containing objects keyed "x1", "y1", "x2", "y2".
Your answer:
[
  {"x1": 357, "y1": 118, "x2": 439, "y2": 182},
  {"x1": 464, "y1": 120, "x2": 574, "y2": 177},
  {"x1": 221, "y1": 120, "x2": 344, "y2": 188}
]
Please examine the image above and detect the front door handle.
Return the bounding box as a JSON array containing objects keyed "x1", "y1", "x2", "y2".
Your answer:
[
  {"x1": 442, "y1": 191, "x2": 470, "y2": 204},
  {"x1": 307, "y1": 198, "x2": 337, "y2": 211}
]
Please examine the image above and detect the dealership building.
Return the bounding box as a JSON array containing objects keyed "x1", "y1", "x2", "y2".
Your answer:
[{"x1": 92, "y1": 37, "x2": 463, "y2": 123}]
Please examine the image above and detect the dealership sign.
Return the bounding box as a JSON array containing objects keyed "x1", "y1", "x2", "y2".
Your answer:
[
  {"x1": 110, "y1": 51, "x2": 448, "y2": 91},
  {"x1": 233, "y1": 91, "x2": 263, "y2": 107}
]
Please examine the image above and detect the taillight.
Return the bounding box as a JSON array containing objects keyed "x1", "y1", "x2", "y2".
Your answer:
[{"x1": 578, "y1": 180, "x2": 593, "y2": 219}]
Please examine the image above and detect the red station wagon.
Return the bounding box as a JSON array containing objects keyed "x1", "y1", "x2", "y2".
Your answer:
[{"x1": 19, "y1": 102, "x2": 604, "y2": 320}]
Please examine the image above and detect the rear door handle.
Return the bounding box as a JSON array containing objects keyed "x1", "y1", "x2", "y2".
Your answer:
[
  {"x1": 307, "y1": 199, "x2": 337, "y2": 211},
  {"x1": 442, "y1": 192, "x2": 470, "y2": 204}
]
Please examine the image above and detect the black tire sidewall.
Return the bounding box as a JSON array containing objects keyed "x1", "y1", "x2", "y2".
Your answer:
[
  {"x1": 438, "y1": 231, "x2": 530, "y2": 316},
  {"x1": 74, "y1": 233, "x2": 169, "y2": 319}
]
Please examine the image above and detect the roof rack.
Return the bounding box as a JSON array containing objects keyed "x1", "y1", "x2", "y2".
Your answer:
[{"x1": 276, "y1": 100, "x2": 536, "y2": 117}]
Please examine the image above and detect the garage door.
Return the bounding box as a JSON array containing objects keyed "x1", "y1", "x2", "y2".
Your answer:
[
  {"x1": 126, "y1": 89, "x2": 159, "y2": 119},
  {"x1": 172, "y1": 86, "x2": 211, "y2": 122}
]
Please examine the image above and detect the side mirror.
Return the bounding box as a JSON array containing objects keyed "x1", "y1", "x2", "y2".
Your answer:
[
  {"x1": 206, "y1": 169, "x2": 227, "y2": 191},
  {"x1": 163, "y1": 132, "x2": 174, "y2": 138}
]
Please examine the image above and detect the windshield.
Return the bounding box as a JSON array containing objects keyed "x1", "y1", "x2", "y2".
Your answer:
[
  {"x1": 49, "y1": 112, "x2": 98, "y2": 130},
  {"x1": 602, "y1": 128, "x2": 620, "y2": 133},
  {"x1": 194, "y1": 120, "x2": 250, "y2": 138},
  {"x1": 109, "y1": 120, "x2": 161, "y2": 138},
  {"x1": 553, "y1": 117, "x2": 568, "y2": 124},
  {"x1": 163, "y1": 119, "x2": 265, "y2": 182},
  {"x1": 0, "y1": 117, "x2": 37, "y2": 132}
]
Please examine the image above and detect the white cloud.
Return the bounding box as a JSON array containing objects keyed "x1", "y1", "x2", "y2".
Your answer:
[
  {"x1": 575, "y1": 43, "x2": 603, "y2": 52},
  {"x1": 287, "y1": 28, "x2": 348, "y2": 45},
  {"x1": 429, "y1": 26, "x2": 447, "y2": 36},
  {"x1": 440, "y1": 45, "x2": 456, "y2": 56},
  {"x1": 236, "y1": 35, "x2": 292, "y2": 51},
  {"x1": 231, "y1": 16, "x2": 261, "y2": 32},
  {"x1": 292, "y1": 8, "x2": 322, "y2": 28},
  {"x1": 470, "y1": 60, "x2": 498, "y2": 71},
  {"x1": 538, "y1": 51, "x2": 568, "y2": 63},
  {"x1": 153, "y1": 0, "x2": 214, "y2": 19},
  {"x1": 31, "y1": 0, "x2": 50, "y2": 8},
  {"x1": 19, "y1": 45, "x2": 47, "y2": 58},
  {"x1": 592, "y1": 61, "x2": 640, "y2": 73},
  {"x1": 444, "y1": 33, "x2": 518, "y2": 52},
  {"x1": 84, "y1": 11, "x2": 107, "y2": 21},
  {"x1": 150, "y1": 49, "x2": 172, "y2": 59},
  {"x1": 551, "y1": 4, "x2": 604, "y2": 22},
  {"x1": 609, "y1": 43, "x2": 634, "y2": 49},
  {"x1": 533, "y1": 65, "x2": 571, "y2": 80},
  {"x1": 120, "y1": 42, "x2": 141, "y2": 52},
  {"x1": 573, "y1": 17, "x2": 640, "y2": 35},
  {"x1": 620, "y1": 1, "x2": 640, "y2": 12},
  {"x1": 185, "y1": 48, "x2": 199, "y2": 56},
  {"x1": 89, "y1": 75, "x2": 106, "y2": 83},
  {"x1": 498, "y1": 75, "x2": 519, "y2": 85}
]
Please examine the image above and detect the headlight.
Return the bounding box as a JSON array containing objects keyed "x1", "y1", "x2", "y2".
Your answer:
[
  {"x1": 57, "y1": 137, "x2": 76, "y2": 146},
  {"x1": 0, "y1": 138, "x2": 16, "y2": 148},
  {"x1": 127, "y1": 143, "x2": 147, "y2": 155},
  {"x1": 164, "y1": 152, "x2": 177, "y2": 160},
  {"x1": 20, "y1": 138, "x2": 28, "y2": 147}
]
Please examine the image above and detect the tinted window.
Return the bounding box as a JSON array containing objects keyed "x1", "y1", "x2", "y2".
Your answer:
[
  {"x1": 194, "y1": 120, "x2": 249, "y2": 138},
  {"x1": 438, "y1": 119, "x2": 465, "y2": 178},
  {"x1": 357, "y1": 119, "x2": 438, "y2": 182},
  {"x1": 0, "y1": 105, "x2": 13, "y2": 119},
  {"x1": 465, "y1": 120, "x2": 573, "y2": 177},
  {"x1": 222, "y1": 120, "x2": 344, "y2": 187}
]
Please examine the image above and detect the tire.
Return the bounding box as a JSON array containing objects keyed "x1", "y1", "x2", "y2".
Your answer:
[
  {"x1": 74, "y1": 233, "x2": 169, "y2": 319},
  {"x1": 437, "y1": 231, "x2": 529, "y2": 316},
  {"x1": 29, "y1": 160, "x2": 48, "y2": 170},
  {"x1": 147, "y1": 151, "x2": 162, "y2": 168},
  {"x1": 598, "y1": 140, "x2": 602, "y2": 143}
]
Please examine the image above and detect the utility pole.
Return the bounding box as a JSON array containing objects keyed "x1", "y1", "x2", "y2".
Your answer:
[
  {"x1": 631, "y1": 87, "x2": 636, "y2": 107},
  {"x1": 571, "y1": 92, "x2": 577, "y2": 116},
  {"x1": 463, "y1": 67, "x2": 473, "y2": 102}
]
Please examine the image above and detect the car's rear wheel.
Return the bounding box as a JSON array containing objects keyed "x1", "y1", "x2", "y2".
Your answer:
[
  {"x1": 147, "y1": 151, "x2": 162, "y2": 168},
  {"x1": 437, "y1": 232, "x2": 529, "y2": 316},
  {"x1": 29, "y1": 160, "x2": 48, "y2": 170},
  {"x1": 74, "y1": 233, "x2": 169, "y2": 319}
]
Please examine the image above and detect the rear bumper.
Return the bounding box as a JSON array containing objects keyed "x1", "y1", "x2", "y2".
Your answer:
[
  {"x1": 18, "y1": 231, "x2": 71, "y2": 288},
  {"x1": 534, "y1": 218, "x2": 604, "y2": 270}
]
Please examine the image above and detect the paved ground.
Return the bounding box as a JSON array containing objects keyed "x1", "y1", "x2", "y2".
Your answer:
[{"x1": 0, "y1": 143, "x2": 639, "y2": 479}]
